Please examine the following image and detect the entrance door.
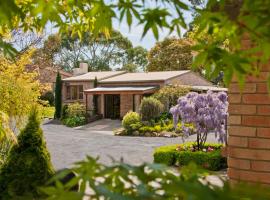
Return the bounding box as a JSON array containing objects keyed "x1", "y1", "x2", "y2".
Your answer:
[{"x1": 104, "y1": 94, "x2": 120, "y2": 119}]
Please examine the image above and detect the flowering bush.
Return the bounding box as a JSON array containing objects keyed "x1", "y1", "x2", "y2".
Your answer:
[{"x1": 170, "y1": 91, "x2": 228, "y2": 150}]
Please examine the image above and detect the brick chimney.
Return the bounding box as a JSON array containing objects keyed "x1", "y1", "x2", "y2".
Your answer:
[{"x1": 73, "y1": 63, "x2": 88, "y2": 75}]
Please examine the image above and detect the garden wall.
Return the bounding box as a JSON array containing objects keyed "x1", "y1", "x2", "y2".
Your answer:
[{"x1": 227, "y1": 36, "x2": 270, "y2": 185}]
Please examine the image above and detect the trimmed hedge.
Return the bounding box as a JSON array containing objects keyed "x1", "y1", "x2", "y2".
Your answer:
[{"x1": 153, "y1": 142, "x2": 226, "y2": 171}]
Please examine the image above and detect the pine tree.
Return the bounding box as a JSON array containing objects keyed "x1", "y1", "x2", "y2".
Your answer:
[
  {"x1": 0, "y1": 108, "x2": 54, "y2": 199},
  {"x1": 93, "y1": 76, "x2": 98, "y2": 114},
  {"x1": 54, "y1": 71, "x2": 62, "y2": 119}
]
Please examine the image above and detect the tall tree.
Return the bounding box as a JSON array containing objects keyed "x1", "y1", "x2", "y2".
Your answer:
[
  {"x1": 147, "y1": 37, "x2": 193, "y2": 72},
  {"x1": 54, "y1": 30, "x2": 147, "y2": 72},
  {"x1": 0, "y1": 49, "x2": 40, "y2": 130},
  {"x1": 54, "y1": 72, "x2": 62, "y2": 119}
]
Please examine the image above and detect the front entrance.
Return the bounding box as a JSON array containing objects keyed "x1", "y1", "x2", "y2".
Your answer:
[{"x1": 104, "y1": 94, "x2": 120, "y2": 119}]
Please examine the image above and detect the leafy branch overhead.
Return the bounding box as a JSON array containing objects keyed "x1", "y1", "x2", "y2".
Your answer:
[{"x1": 1, "y1": 0, "x2": 270, "y2": 84}]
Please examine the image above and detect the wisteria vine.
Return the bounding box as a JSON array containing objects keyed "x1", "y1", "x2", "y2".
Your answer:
[{"x1": 170, "y1": 91, "x2": 228, "y2": 150}]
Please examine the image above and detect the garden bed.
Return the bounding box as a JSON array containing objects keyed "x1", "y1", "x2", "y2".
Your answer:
[{"x1": 153, "y1": 142, "x2": 227, "y2": 171}]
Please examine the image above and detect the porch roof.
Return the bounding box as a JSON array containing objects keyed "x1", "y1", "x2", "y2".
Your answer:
[{"x1": 84, "y1": 86, "x2": 157, "y2": 94}]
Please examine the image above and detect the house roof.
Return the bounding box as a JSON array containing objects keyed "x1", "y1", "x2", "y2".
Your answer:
[
  {"x1": 191, "y1": 85, "x2": 228, "y2": 92},
  {"x1": 62, "y1": 71, "x2": 126, "y2": 81},
  {"x1": 99, "y1": 70, "x2": 190, "y2": 83},
  {"x1": 84, "y1": 86, "x2": 157, "y2": 94}
]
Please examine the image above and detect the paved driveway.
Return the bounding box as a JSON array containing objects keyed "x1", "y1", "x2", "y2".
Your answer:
[{"x1": 43, "y1": 119, "x2": 218, "y2": 170}]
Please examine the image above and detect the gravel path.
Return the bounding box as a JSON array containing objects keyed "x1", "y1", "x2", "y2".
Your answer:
[{"x1": 42, "y1": 119, "x2": 218, "y2": 170}]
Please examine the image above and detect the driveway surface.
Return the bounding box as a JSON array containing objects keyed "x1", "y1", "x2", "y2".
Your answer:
[{"x1": 43, "y1": 119, "x2": 218, "y2": 170}]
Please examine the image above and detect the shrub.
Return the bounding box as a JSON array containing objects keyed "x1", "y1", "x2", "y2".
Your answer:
[
  {"x1": 140, "y1": 97, "x2": 164, "y2": 122},
  {"x1": 153, "y1": 142, "x2": 226, "y2": 171},
  {"x1": 40, "y1": 91, "x2": 54, "y2": 106},
  {"x1": 0, "y1": 108, "x2": 54, "y2": 199},
  {"x1": 61, "y1": 103, "x2": 86, "y2": 127},
  {"x1": 63, "y1": 116, "x2": 86, "y2": 127},
  {"x1": 66, "y1": 102, "x2": 86, "y2": 118},
  {"x1": 153, "y1": 145, "x2": 178, "y2": 165},
  {"x1": 153, "y1": 85, "x2": 190, "y2": 110},
  {"x1": 40, "y1": 106, "x2": 55, "y2": 119},
  {"x1": 122, "y1": 111, "x2": 141, "y2": 133}
]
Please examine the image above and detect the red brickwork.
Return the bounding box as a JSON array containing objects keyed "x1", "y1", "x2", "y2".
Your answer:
[{"x1": 227, "y1": 39, "x2": 270, "y2": 184}]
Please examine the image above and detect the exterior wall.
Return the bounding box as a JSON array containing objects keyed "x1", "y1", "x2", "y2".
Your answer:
[
  {"x1": 120, "y1": 94, "x2": 133, "y2": 118},
  {"x1": 134, "y1": 95, "x2": 141, "y2": 113},
  {"x1": 166, "y1": 72, "x2": 212, "y2": 86},
  {"x1": 227, "y1": 36, "x2": 270, "y2": 185},
  {"x1": 62, "y1": 81, "x2": 93, "y2": 109}
]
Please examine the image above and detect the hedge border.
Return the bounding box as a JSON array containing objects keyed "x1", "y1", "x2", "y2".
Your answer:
[{"x1": 153, "y1": 142, "x2": 227, "y2": 171}]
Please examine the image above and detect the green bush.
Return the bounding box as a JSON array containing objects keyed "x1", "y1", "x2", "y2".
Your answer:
[
  {"x1": 40, "y1": 91, "x2": 54, "y2": 106},
  {"x1": 122, "y1": 111, "x2": 141, "y2": 133},
  {"x1": 153, "y1": 142, "x2": 226, "y2": 171},
  {"x1": 153, "y1": 145, "x2": 179, "y2": 165},
  {"x1": 63, "y1": 116, "x2": 86, "y2": 127},
  {"x1": 153, "y1": 85, "x2": 190, "y2": 110},
  {"x1": 61, "y1": 103, "x2": 87, "y2": 127},
  {"x1": 140, "y1": 97, "x2": 164, "y2": 121},
  {"x1": 66, "y1": 102, "x2": 86, "y2": 118},
  {"x1": 0, "y1": 108, "x2": 54, "y2": 199}
]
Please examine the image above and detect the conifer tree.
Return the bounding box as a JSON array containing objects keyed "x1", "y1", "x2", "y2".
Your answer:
[
  {"x1": 0, "y1": 108, "x2": 54, "y2": 199},
  {"x1": 54, "y1": 71, "x2": 62, "y2": 119}
]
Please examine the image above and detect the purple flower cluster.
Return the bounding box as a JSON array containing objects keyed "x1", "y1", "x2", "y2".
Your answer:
[{"x1": 170, "y1": 91, "x2": 228, "y2": 143}]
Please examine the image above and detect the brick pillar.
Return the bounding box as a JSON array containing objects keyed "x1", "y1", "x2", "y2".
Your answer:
[{"x1": 227, "y1": 38, "x2": 270, "y2": 184}]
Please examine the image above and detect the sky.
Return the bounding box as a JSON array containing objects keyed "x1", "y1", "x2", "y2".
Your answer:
[
  {"x1": 44, "y1": 1, "x2": 194, "y2": 50},
  {"x1": 111, "y1": 6, "x2": 194, "y2": 50}
]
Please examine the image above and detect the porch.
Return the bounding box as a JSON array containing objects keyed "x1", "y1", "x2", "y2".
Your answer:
[{"x1": 84, "y1": 86, "x2": 157, "y2": 119}]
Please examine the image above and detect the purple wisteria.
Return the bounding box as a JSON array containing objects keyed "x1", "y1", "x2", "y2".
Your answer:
[{"x1": 170, "y1": 91, "x2": 228, "y2": 149}]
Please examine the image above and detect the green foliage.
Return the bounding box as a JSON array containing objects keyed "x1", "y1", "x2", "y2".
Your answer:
[
  {"x1": 153, "y1": 85, "x2": 190, "y2": 110},
  {"x1": 1, "y1": 1, "x2": 270, "y2": 88},
  {"x1": 40, "y1": 106, "x2": 55, "y2": 119},
  {"x1": 41, "y1": 156, "x2": 270, "y2": 200},
  {"x1": 154, "y1": 142, "x2": 226, "y2": 171},
  {"x1": 61, "y1": 103, "x2": 86, "y2": 127},
  {"x1": 63, "y1": 116, "x2": 86, "y2": 128},
  {"x1": 65, "y1": 103, "x2": 86, "y2": 118},
  {"x1": 147, "y1": 37, "x2": 193, "y2": 72},
  {"x1": 40, "y1": 91, "x2": 55, "y2": 106},
  {"x1": 54, "y1": 72, "x2": 62, "y2": 119},
  {"x1": 0, "y1": 108, "x2": 54, "y2": 199},
  {"x1": 0, "y1": 112, "x2": 16, "y2": 166},
  {"x1": 122, "y1": 111, "x2": 141, "y2": 134},
  {"x1": 140, "y1": 97, "x2": 164, "y2": 121}
]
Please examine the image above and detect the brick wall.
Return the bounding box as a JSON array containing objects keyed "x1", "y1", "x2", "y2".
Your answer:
[
  {"x1": 227, "y1": 38, "x2": 270, "y2": 184},
  {"x1": 120, "y1": 94, "x2": 133, "y2": 118}
]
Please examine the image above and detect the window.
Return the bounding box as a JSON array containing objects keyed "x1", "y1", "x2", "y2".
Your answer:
[
  {"x1": 79, "y1": 85, "x2": 83, "y2": 99},
  {"x1": 66, "y1": 85, "x2": 83, "y2": 100},
  {"x1": 66, "y1": 86, "x2": 71, "y2": 100}
]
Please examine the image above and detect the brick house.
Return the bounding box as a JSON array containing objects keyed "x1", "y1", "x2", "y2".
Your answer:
[{"x1": 62, "y1": 63, "x2": 218, "y2": 119}]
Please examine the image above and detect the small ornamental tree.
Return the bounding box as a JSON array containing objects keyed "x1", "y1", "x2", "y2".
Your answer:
[
  {"x1": 140, "y1": 97, "x2": 164, "y2": 122},
  {"x1": 0, "y1": 108, "x2": 54, "y2": 199},
  {"x1": 54, "y1": 71, "x2": 62, "y2": 119},
  {"x1": 170, "y1": 91, "x2": 228, "y2": 150}
]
